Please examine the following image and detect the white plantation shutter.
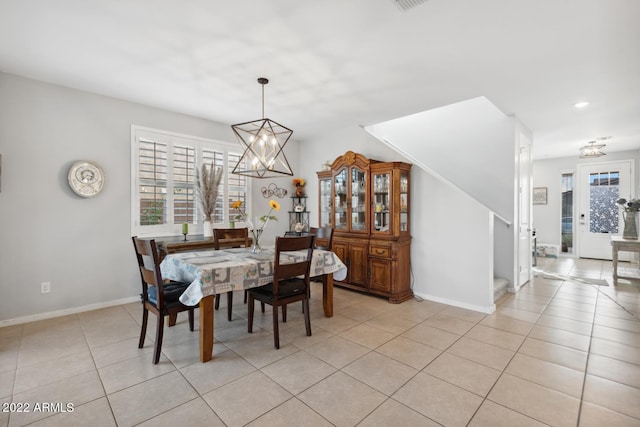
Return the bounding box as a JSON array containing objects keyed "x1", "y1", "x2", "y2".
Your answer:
[
  {"x1": 138, "y1": 140, "x2": 168, "y2": 226},
  {"x1": 172, "y1": 144, "x2": 196, "y2": 224}
]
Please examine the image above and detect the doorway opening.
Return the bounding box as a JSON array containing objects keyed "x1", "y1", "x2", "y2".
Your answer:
[{"x1": 561, "y1": 173, "x2": 573, "y2": 254}]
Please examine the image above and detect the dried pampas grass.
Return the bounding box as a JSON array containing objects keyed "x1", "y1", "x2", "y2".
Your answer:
[{"x1": 195, "y1": 162, "x2": 223, "y2": 221}]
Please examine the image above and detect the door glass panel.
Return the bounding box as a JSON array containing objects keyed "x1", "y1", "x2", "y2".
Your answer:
[
  {"x1": 589, "y1": 171, "x2": 619, "y2": 234},
  {"x1": 352, "y1": 168, "x2": 366, "y2": 231},
  {"x1": 400, "y1": 172, "x2": 408, "y2": 232},
  {"x1": 373, "y1": 172, "x2": 390, "y2": 232},
  {"x1": 561, "y1": 173, "x2": 573, "y2": 253},
  {"x1": 334, "y1": 169, "x2": 347, "y2": 230},
  {"x1": 319, "y1": 177, "x2": 332, "y2": 227}
]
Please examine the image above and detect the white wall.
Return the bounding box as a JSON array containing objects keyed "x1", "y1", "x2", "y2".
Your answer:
[
  {"x1": 415, "y1": 169, "x2": 495, "y2": 311},
  {"x1": 532, "y1": 150, "x2": 640, "y2": 248},
  {"x1": 0, "y1": 72, "x2": 298, "y2": 322}
]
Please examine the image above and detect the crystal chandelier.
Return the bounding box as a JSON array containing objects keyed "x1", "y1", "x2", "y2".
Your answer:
[{"x1": 231, "y1": 78, "x2": 293, "y2": 178}]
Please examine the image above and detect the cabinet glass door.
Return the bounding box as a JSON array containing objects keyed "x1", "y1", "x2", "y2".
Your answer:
[
  {"x1": 319, "y1": 177, "x2": 332, "y2": 227},
  {"x1": 373, "y1": 172, "x2": 391, "y2": 233},
  {"x1": 334, "y1": 169, "x2": 348, "y2": 230},
  {"x1": 351, "y1": 167, "x2": 366, "y2": 231},
  {"x1": 400, "y1": 171, "x2": 409, "y2": 232}
]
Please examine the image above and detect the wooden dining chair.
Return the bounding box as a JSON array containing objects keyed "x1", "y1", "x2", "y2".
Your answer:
[
  {"x1": 305, "y1": 226, "x2": 335, "y2": 307},
  {"x1": 310, "y1": 226, "x2": 333, "y2": 250},
  {"x1": 213, "y1": 227, "x2": 251, "y2": 321},
  {"x1": 132, "y1": 236, "x2": 197, "y2": 364},
  {"x1": 247, "y1": 235, "x2": 315, "y2": 349}
]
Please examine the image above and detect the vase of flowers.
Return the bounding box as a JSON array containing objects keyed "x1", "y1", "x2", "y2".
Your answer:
[
  {"x1": 617, "y1": 198, "x2": 640, "y2": 240},
  {"x1": 231, "y1": 199, "x2": 280, "y2": 253},
  {"x1": 293, "y1": 177, "x2": 306, "y2": 197},
  {"x1": 195, "y1": 162, "x2": 223, "y2": 237}
]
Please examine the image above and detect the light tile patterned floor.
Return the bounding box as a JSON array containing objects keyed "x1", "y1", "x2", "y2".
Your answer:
[{"x1": 1, "y1": 257, "x2": 639, "y2": 426}]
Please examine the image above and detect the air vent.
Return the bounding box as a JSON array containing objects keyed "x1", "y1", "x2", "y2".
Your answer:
[{"x1": 392, "y1": 0, "x2": 428, "y2": 12}]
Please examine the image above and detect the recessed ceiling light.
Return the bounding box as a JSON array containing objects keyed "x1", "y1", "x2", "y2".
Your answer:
[{"x1": 574, "y1": 101, "x2": 590, "y2": 109}]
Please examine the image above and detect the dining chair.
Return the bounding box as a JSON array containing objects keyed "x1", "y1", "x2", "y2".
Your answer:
[
  {"x1": 132, "y1": 236, "x2": 197, "y2": 364},
  {"x1": 247, "y1": 235, "x2": 315, "y2": 349},
  {"x1": 306, "y1": 226, "x2": 335, "y2": 306},
  {"x1": 213, "y1": 227, "x2": 251, "y2": 320},
  {"x1": 310, "y1": 226, "x2": 333, "y2": 250}
]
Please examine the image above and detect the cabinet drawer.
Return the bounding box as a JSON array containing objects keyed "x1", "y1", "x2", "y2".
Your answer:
[{"x1": 369, "y1": 245, "x2": 391, "y2": 258}]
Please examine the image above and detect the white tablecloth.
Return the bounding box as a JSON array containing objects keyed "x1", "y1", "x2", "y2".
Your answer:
[{"x1": 160, "y1": 247, "x2": 347, "y2": 306}]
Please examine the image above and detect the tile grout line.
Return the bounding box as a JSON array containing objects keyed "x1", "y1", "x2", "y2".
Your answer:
[
  {"x1": 463, "y1": 270, "x2": 568, "y2": 426},
  {"x1": 574, "y1": 279, "x2": 601, "y2": 427}
]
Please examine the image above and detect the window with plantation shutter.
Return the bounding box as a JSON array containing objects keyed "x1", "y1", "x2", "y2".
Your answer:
[{"x1": 131, "y1": 126, "x2": 249, "y2": 237}]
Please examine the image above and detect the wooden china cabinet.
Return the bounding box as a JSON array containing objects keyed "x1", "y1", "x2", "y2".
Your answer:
[{"x1": 317, "y1": 151, "x2": 412, "y2": 303}]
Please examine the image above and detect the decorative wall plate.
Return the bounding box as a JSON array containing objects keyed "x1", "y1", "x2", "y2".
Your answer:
[{"x1": 68, "y1": 160, "x2": 105, "y2": 197}]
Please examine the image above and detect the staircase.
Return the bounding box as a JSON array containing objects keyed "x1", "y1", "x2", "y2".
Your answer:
[
  {"x1": 363, "y1": 96, "x2": 525, "y2": 314},
  {"x1": 493, "y1": 277, "x2": 509, "y2": 302}
]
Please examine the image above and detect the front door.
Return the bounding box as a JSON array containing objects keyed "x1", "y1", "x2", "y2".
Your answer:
[{"x1": 577, "y1": 160, "x2": 633, "y2": 260}]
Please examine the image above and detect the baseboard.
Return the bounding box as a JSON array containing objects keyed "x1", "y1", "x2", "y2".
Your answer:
[
  {"x1": 413, "y1": 291, "x2": 496, "y2": 314},
  {"x1": 0, "y1": 296, "x2": 141, "y2": 328}
]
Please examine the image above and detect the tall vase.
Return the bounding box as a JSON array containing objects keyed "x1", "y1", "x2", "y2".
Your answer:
[
  {"x1": 251, "y1": 229, "x2": 263, "y2": 253},
  {"x1": 623, "y1": 210, "x2": 638, "y2": 240},
  {"x1": 295, "y1": 185, "x2": 305, "y2": 197},
  {"x1": 203, "y1": 220, "x2": 213, "y2": 238}
]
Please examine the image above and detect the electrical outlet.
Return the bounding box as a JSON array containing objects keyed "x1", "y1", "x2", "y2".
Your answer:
[{"x1": 41, "y1": 282, "x2": 51, "y2": 294}]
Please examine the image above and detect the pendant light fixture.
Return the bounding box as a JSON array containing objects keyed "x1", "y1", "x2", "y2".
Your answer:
[
  {"x1": 231, "y1": 77, "x2": 293, "y2": 178},
  {"x1": 579, "y1": 140, "x2": 607, "y2": 158}
]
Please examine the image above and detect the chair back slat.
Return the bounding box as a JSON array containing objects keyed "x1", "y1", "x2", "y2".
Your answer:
[
  {"x1": 141, "y1": 268, "x2": 160, "y2": 287},
  {"x1": 214, "y1": 227, "x2": 250, "y2": 249},
  {"x1": 276, "y1": 260, "x2": 310, "y2": 278}
]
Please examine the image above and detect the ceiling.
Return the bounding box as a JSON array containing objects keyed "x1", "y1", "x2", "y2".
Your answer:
[{"x1": 1, "y1": 0, "x2": 638, "y2": 160}]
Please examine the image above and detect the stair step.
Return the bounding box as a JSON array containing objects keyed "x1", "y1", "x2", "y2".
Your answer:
[{"x1": 493, "y1": 277, "x2": 509, "y2": 302}]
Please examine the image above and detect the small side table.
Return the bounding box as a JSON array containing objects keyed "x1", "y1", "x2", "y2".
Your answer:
[{"x1": 611, "y1": 236, "x2": 640, "y2": 285}]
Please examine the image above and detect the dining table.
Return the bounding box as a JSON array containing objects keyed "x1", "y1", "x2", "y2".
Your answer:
[
  {"x1": 160, "y1": 246, "x2": 348, "y2": 362},
  {"x1": 154, "y1": 233, "x2": 252, "y2": 260}
]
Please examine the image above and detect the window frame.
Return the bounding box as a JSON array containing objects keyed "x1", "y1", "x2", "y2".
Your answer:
[{"x1": 130, "y1": 125, "x2": 250, "y2": 237}]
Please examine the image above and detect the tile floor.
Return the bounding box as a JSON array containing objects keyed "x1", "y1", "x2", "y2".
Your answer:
[{"x1": 1, "y1": 257, "x2": 640, "y2": 426}]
